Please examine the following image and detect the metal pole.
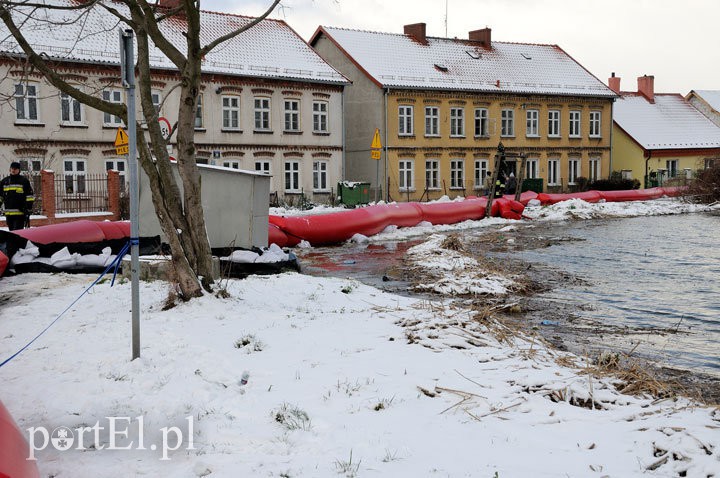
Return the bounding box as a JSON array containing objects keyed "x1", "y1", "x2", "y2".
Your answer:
[{"x1": 121, "y1": 29, "x2": 140, "y2": 360}]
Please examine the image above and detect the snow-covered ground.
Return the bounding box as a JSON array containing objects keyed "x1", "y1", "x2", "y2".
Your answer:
[{"x1": 2, "y1": 197, "x2": 720, "y2": 477}]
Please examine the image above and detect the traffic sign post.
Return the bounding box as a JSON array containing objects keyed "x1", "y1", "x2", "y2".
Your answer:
[{"x1": 371, "y1": 128, "x2": 382, "y2": 202}]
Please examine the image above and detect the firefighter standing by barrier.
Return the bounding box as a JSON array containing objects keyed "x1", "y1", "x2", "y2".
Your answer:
[{"x1": 1, "y1": 162, "x2": 34, "y2": 231}]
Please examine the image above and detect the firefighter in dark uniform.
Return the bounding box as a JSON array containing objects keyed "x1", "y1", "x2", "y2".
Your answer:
[{"x1": 1, "y1": 162, "x2": 34, "y2": 231}]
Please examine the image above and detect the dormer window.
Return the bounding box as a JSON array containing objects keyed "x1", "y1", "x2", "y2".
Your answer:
[{"x1": 466, "y1": 50, "x2": 481, "y2": 60}]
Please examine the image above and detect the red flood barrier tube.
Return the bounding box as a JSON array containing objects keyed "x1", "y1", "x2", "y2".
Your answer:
[
  {"x1": 274, "y1": 206, "x2": 392, "y2": 246},
  {"x1": 268, "y1": 223, "x2": 299, "y2": 248},
  {"x1": 495, "y1": 198, "x2": 525, "y2": 220},
  {"x1": 384, "y1": 202, "x2": 423, "y2": 228},
  {"x1": 15, "y1": 220, "x2": 107, "y2": 244},
  {"x1": 96, "y1": 220, "x2": 131, "y2": 240},
  {"x1": 599, "y1": 188, "x2": 664, "y2": 202},
  {"x1": 419, "y1": 198, "x2": 486, "y2": 225},
  {"x1": 0, "y1": 401, "x2": 40, "y2": 478},
  {"x1": 536, "y1": 191, "x2": 603, "y2": 205},
  {"x1": 516, "y1": 191, "x2": 539, "y2": 205},
  {"x1": 0, "y1": 251, "x2": 7, "y2": 277}
]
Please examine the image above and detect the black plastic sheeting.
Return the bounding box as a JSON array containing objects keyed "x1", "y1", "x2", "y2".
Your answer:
[{"x1": 212, "y1": 246, "x2": 301, "y2": 279}]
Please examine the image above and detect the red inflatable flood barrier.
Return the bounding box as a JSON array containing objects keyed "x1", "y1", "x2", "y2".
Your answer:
[
  {"x1": 537, "y1": 191, "x2": 603, "y2": 205},
  {"x1": 15, "y1": 220, "x2": 129, "y2": 244},
  {"x1": 598, "y1": 187, "x2": 665, "y2": 202},
  {"x1": 0, "y1": 401, "x2": 40, "y2": 478},
  {"x1": 0, "y1": 251, "x2": 7, "y2": 277},
  {"x1": 418, "y1": 198, "x2": 486, "y2": 225}
]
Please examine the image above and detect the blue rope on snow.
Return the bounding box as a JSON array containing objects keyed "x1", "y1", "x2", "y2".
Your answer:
[{"x1": 0, "y1": 239, "x2": 135, "y2": 369}]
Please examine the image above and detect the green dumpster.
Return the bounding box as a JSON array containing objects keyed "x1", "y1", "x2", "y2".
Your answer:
[
  {"x1": 522, "y1": 178, "x2": 544, "y2": 193},
  {"x1": 338, "y1": 181, "x2": 371, "y2": 207}
]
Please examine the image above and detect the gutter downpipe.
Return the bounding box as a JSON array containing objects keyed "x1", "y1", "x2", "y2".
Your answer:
[
  {"x1": 341, "y1": 86, "x2": 346, "y2": 181},
  {"x1": 645, "y1": 150, "x2": 652, "y2": 189},
  {"x1": 384, "y1": 87, "x2": 389, "y2": 201},
  {"x1": 609, "y1": 100, "x2": 614, "y2": 178}
]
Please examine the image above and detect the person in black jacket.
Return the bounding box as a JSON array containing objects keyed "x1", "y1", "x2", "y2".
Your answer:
[{"x1": 1, "y1": 162, "x2": 34, "y2": 231}]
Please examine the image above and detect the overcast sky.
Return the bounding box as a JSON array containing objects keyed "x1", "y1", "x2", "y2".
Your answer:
[{"x1": 218, "y1": 0, "x2": 719, "y2": 95}]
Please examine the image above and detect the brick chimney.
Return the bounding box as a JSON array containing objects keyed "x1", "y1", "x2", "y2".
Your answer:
[
  {"x1": 637, "y1": 75, "x2": 655, "y2": 103},
  {"x1": 608, "y1": 72, "x2": 621, "y2": 93},
  {"x1": 469, "y1": 28, "x2": 491, "y2": 47},
  {"x1": 158, "y1": 0, "x2": 182, "y2": 8},
  {"x1": 404, "y1": 23, "x2": 427, "y2": 44}
]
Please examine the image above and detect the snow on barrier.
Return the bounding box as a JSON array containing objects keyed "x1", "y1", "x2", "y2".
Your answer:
[
  {"x1": 0, "y1": 401, "x2": 40, "y2": 478},
  {"x1": 536, "y1": 187, "x2": 685, "y2": 205}
]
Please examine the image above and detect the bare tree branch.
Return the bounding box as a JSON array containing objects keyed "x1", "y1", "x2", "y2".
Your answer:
[{"x1": 200, "y1": 0, "x2": 281, "y2": 56}]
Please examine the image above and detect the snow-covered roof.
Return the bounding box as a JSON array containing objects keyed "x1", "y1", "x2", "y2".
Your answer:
[
  {"x1": 0, "y1": 1, "x2": 347, "y2": 85},
  {"x1": 315, "y1": 26, "x2": 615, "y2": 97},
  {"x1": 690, "y1": 90, "x2": 720, "y2": 113},
  {"x1": 613, "y1": 93, "x2": 720, "y2": 150}
]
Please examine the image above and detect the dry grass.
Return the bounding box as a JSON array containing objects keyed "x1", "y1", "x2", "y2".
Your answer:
[{"x1": 440, "y1": 234, "x2": 465, "y2": 251}]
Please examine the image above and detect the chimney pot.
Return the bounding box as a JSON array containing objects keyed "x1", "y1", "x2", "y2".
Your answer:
[
  {"x1": 469, "y1": 28, "x2": 492, "y2": 47},
  {"x1": 404, "y1": 23, "x2": 427, "y2": 44}
]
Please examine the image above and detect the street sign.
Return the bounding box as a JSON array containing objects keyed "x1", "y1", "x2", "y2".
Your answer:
[
  {"x1": 114, "y1": 127, "x2": 129, "y2": 155},
  {"x1": 371, "y1": 128, "x2": 382, "y2": 149},
  {"x1": 371, "y1": 150, "x2": 381, "y2": 160},
  {"x1": 158, "y1": 117, "x2": 171, "y2": 140}
]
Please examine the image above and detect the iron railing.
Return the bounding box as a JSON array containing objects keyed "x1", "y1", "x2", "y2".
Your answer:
[{"x1": 54, "y1": 173, "x2": 109, "y2": 214}]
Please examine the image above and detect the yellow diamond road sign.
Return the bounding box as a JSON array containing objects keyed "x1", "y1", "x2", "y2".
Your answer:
[
  {"x1": 371, "y1": 128, "x2": 382, "y2": 149},
  {"x1": 115, "y1": 127, "x2": 129, "y2": 155}
]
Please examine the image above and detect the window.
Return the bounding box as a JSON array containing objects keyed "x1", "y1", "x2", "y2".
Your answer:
[
  {"x1": 19, "y1": 159, "x2": 42, "y2": 173},
  {"x1": 547, "y1": 158, "x2": 559, "y2": 185},
  {"x1": 313, "y1": 101, "x2": 328, "y2": 133},
  {"x1": 255, "y1": 160, "x2": 271, "y2": 175},
  {"x1": 621, "y1": 170, "x2": 633, "y2": 180},
  {"x1": 450, "y1": 108, "x2": 465, "y2": 137},
  {"x1": 398, "y1": 160, "x2": 414, "y2": 191},
  {"x1": 474, "y1": 108, "x2": 488, "y2": 137},
  {"x1": 106, "y1": 160, "x2": 126, "y2": 191},
  {"x1": 151, "y1": 90, "x2": 162, "y2": 118},
  {"x1": 425, "y1": 160, "x2": 439, "y2": 189},
  {"x1": 61, "y1": 91, "x2": 83, "y2": 124},
  {"x1": 425, "y1": 107, "x2": 439, "y2": 136},
  {"x1": 64, "y1": 159, "x2": 86, "y2": 194},
  {"x1": 526, "y1": 158, "x2": 538, "y2": 179},
  {"x1": 195, "y1": 94, "x2": 204, "y2": 129},
  {"x1": 222, "y1": 96, "x2": 240, "y2": 130},
  {"x1": 568, "y1": 158, "x2": 580, "y2": 185},
  {"x1": 313, "y1": 161, "x2": 328, "y2": 191},
  {"x1": 284, "y1": 161, "x2": 300, "y2": 191},
  {"x1": 398, "y1": 105, "x2": 413, "y2": 136},
  {"x1": 548, "y1": 110, "x2": 560, "y2": 137},
  {"x1": 666, "y1": 159, "x2": 678, "y2": 178},
  {"x1": 102, "y1": 89, "x2": 123, "y2": 126},
  {"x1": 450, "y1": 159, "x2": 464, "y2": 189},
  {"x1": 589, "y1": 111, "x2": 601, "y2": 137},
  {"x1": 705, "y1": 158, "x2": 717, "y2": 169},
  {"x1": 223, "y1": 161, "x2": 240, "y2": 169},
  {"x1": 526, "y1": 109, "x2": 539, "y2": 137},
  {"x1": 569, "y1": 110, "x2": 581, "y2": 138},
  {"x1": 501, "y1": 109, "x2": 514, "y2": 137},
  {"x1": 474, "y1": 159, "x2": 489, "y2": 189},
  {"x1": 254, "y1": 97, "x2": 271, "y2": 131},
  {"x1": 15, "y1": 82, "x2": 39, "y2": 122},
  {"x1": 588, "y1": 157, "x2": 600, "y2": 181},
  {"x1": 284, "y1": 99, "x2": 300, "y2": 131}
]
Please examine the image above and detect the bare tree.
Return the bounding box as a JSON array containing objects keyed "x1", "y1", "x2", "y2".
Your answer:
[{"x1": 0, "y1": 0, "x2": 281, "y2": 299}]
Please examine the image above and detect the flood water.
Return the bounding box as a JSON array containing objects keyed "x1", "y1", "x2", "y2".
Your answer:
[{"x1": 514, "y1": 212, "x2": 720, "y2": 377}]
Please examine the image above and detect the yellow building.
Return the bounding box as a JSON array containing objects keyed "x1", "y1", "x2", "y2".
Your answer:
[
  {"x1": 311, "y1": 23, "x2": 616, "y2": 200},
  {"x1": 610, "y1": 75, "x2": 720, "y2": 187}
]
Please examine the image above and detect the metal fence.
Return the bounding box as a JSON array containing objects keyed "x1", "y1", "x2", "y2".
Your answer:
[{"x1": 54, "y1": 173, "x2": 109, "y2": 214}]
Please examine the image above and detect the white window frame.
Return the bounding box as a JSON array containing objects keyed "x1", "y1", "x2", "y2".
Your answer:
[
  {"x1": 254, "y1": 97, "x2": 271, "y2": 131},
  {"x1": 501, "y1": 109, "x2": 515, "y2": 137},
  {"x1": 425, "y1": 106, "x2": 439, "y2": 136},
  {"x1": 106, "y1": 159, "x2": 127, "y2": 192},
  {"x1": 312, "y1": 101, "x2": 328, "y2": 133},
  {"x1": 255, "y1": 160, "x2": 271, "y2": 175},
  {"x1": 151, "y1": 90, "x2": 162, "y2": 118},
  {"x1": 103, "y1": 89, "x2": 123, "y2": 126},
  {"x1": 223, "y1": 160, "x2": 241, "y2": 169},
  {"x1": 425, "y1": 159, "x2": 439, "y2": 190},
  {"x1": 569, "y1": 110, "x2": 581, "y2": 138},
  {"x1": 474, "y1": 108, "x2": 489, "y2": 137},
  {"x1": 526, "y1": 109, "x2": 539, "y2": 137},
  {"x1": 313, "y1": 160, "x2": 329, "y2": 191},
  {"x1": 284, "y1": 99, "x2": 300, "y2": 132},
  {"x1": 398, "y1": 160, "x2": 415, "y2": 192},
  {"x1": 450, "y1": 159, "x2": 465, "y2": 189},
  {"x1": 568, "y1": 158, "x2": 580, "y2": 185},
  {"x1": 284, "y1": 161, "x2": 300, "y2": 191},
  {"x1": 526, "y1": 158, "x2": 538, "y2": 179},
  {"x1": 20, "y1": 159, "x2": 43, "y2": 173},
  {"x1": 195, "y1": 94, "x2": 204, "y2": 129},
  {"x1": 547, "y1": 158, "x2": 560, "y2": 186},
  {"x1": 589, "y1": 111, "x2": 602, "y2": 138},
  {"x1": 221, "y1": 95, "x2": 240, "y2": 131},
  {"x1": 666, "y1": 159, "x2": 678, "y2": 178},
  {"x1": 548, "y1": 110, "x2": 560, "y2": 137},
  {"x1": 450, "y1": 107, "x2": 465, "y2": 137},
  {"x1": 64, "y1": 159, "x2": 87, "y2": 195},
  {"x1": 474, "y1": 159, "x2": 489, "y2": 189},
  {"x1": 60, "y1": 91, "x2": 84, "y2": 125},
  {"x1": 588, "y1": 157, "x2": 600, "y2": 182},
  {"x1": 15, "y1": 82, "x2": 39, "y2": 122},
  {"x1": 398, "y1": 105, "x2": 414, "y2": 136}
]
